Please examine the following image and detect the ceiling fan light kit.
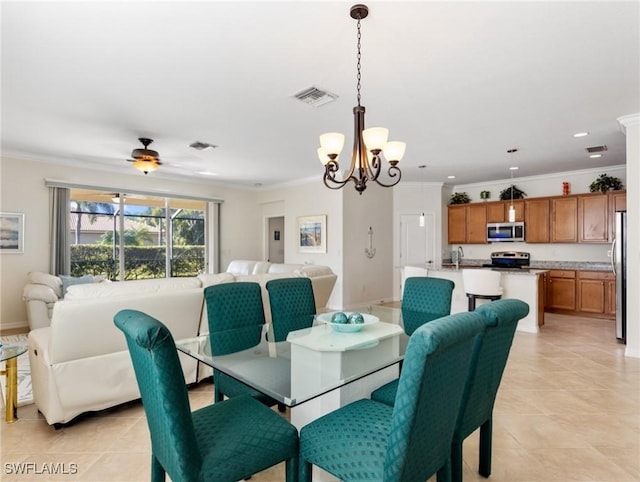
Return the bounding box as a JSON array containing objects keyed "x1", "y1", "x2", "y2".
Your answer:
[
  {"x1": 128, "y1": 137, "x2": 162, "y2": 175},
  {"x1": 318, "y1": 4, "x2": 405, "y2": 194}
]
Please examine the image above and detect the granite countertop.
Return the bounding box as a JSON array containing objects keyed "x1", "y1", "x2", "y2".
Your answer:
[{"x1": 438, "y1": 259, "x2": 613, "y2": 273}]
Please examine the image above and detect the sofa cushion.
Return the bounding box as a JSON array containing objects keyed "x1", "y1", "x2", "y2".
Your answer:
[
  {"x1": 226, "y1": 260, "x2": 259, "y2": 275},
  {"x1": 252, "y1": 261, "x2": 271, "y2": 274},
  {"x1": 65, "y1": 277, "x2": 202, "y2": 300},
  {"x1": 23, "y1": 284, "x2": 59, "y2": 303},
  {"x1": 28, "y1": 271, "x2": 63, "y2": 298},
  {"x1": 197, "y1": 272, "x2": 236, "y2": 288},
  {"x1": 59, "y1": 275, "x2": 94, "y2": 297},
  {"x1": 267, "y1": 263, "x2": 303, "y2": 274},
  {"x1": 295, "y1": 265, "x2": 334, "y2": 278}
]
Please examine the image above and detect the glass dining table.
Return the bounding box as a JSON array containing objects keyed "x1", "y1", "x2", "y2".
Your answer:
[{"x1": 176, "y1": 304, "x2": 407, "y2": 429}]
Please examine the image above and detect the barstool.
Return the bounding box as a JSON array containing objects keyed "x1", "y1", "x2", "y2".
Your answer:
[{"x1": 462, "y1": 269, "x2": 503, "y2": 311}]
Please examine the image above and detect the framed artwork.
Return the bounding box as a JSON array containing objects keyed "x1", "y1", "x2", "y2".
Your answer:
[
  {"x1": 297, "y1": 215, "x2": 327, "y2": 253},
  {"x1": 0, "y1": 212, "x2": 25, "y2": 254}
]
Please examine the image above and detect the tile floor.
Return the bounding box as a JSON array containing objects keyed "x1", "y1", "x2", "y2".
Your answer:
[{"x1": 1, "y1": 313, "x2": 638, "y2": 481}]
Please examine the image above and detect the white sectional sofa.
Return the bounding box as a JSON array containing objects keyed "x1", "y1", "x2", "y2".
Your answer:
[{"x1": 25, "y1": 262, "x2": 337, "y2": 425}]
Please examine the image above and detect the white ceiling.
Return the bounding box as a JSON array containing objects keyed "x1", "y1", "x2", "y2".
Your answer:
[{"x1": 2, "y1": 1, "x2": 639, "y2": 189}]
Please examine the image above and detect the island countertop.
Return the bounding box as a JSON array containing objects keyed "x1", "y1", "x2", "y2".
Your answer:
[{"x1": 403, "y1": 265, "x2": 544, "y2": 334}]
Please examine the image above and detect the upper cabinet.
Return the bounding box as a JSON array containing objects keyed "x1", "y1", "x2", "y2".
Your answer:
[
  {"x1": 524, "y1": 198, "x2": 550, "y2": 243},
  {"x1": 448, "y1": 191, "x2": 625, "y2": 245},
  {"x1": 447, "y1": 204, "x2": 487, "y2": 244},
  {"x1": 578, "y1": 193, "x2": 608, "y2": 243},
  {"x1": 486, "y1": 200, "x2": 524, "y2": 223},
  {"x1": 551, "y1": 196, "x2": 578, "y2": 243}
]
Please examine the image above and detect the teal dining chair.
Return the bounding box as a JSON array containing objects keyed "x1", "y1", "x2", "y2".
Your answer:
[
  {"x1": 299, "y1": 310, "x2": 486, "y2": 482},
  {"x1": 402, "y1": 276, "x2": 455, "y2": 335},
  {"x1": 370, "y1": 276, "x2": 454, "y2": 406},
  {"x1": 114, "y1": 309, "x2": 299, "y2": 482},
  {"x1": 266, "y1": 277, "x2": 316, "y2": 342},
  {"x1": 204, "y1": 282, "x2": 279, "y2": 407},
  {"x1": 450, "y1": 298, "x2": 529, "y2": 482}
]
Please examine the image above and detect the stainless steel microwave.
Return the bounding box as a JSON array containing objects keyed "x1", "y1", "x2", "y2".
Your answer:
[{"x1": 487, "y1": 222, "x2": 525, "y2": 242}]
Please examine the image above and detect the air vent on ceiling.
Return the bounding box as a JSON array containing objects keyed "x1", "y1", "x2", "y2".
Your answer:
[
  {"x1": 585, "y1": 145, "x2": 608, "y2": 154},
  {"x1": 293, "y1": 86, "x2": 338, "y2": 107},
  {"x1": 189, "y1": 141, "x2": 218, "y2": 151}
]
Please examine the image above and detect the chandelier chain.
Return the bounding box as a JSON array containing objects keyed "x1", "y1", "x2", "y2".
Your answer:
[{"x1": 356, "y1": 14, "x2": 362, "y2": 106}]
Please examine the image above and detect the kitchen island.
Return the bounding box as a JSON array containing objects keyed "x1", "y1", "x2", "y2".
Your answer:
[{"x1": 403, "y1": 265, "x2": 547, "y2": 333}]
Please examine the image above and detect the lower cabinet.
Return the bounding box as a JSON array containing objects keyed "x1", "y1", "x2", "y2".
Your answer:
[
  {"x1": 577, "y1": 271, "x2": 616, "y2": 318},
  {"x1": 546, "y1": 270, "x2": 576, "y2": 311},
  {"x1": 546, "y1": 269, "x2": 615, "y2": 319}
]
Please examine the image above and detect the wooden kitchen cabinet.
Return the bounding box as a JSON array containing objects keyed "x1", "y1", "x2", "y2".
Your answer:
[
  {"x1": 524, "y1": 198, "x2": 550, "y2": 242},
  {"x1": 546, "y1": 270, "x2": 576, "y2": 311},
  {"x1": 608, "y1": 190, "x2": 626, "y2": 241},
  {"x1": 447, "y1": 205, "x2": 467, "y2": 244},
  {"x1": 578, "y1": 193, "x2": 608, "y2": 243},
  {"x1": 486, "y1": 200, "x2": 524, "y2": 223},
  {"x1": 551, "y1": 196, "x2": 578, "y2": 242},
  {"x1": 577, "y1": 271, "x2": 615, "y2": 318},
  {"x1": 447, "y1": 204, "x2": 487, "y2": 244}
]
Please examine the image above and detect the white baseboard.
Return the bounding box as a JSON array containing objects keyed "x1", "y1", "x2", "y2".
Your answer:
[{"x1": 0, "y1": 320, "x2": 29, "y2": 331}]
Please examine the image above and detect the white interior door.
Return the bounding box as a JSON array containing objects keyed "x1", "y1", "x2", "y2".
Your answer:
[{"x1": 399, "y1": 213, "x2": 434, "y2": 295}]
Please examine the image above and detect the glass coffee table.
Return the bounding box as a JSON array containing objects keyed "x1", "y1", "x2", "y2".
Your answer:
[{"x1": 0, "y1": 343, "x2": 28, "y2": 423}]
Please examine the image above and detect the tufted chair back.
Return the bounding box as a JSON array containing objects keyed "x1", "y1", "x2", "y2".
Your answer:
[
  {"x1": 402, "y1": 277, "x2": 455, "y2": 335},
  {"x1": 266, "y1": 277, "x2": 316, "y2": 342}
]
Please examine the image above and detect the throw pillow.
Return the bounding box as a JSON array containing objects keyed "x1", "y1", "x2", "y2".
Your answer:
[{"x1": 59, "y1": 275, "x2": 94, "y2": 298}]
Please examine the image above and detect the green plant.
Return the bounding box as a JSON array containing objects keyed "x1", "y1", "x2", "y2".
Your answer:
[
  {"x1": 449, "y1": 192, "x2": 471, "y2": 205},
  {"x1": 499, "y1": 185, "x2": 526, "y2": 201},
  {"x1": 589, "y1": 173, "x2": 623, "y2": 193}
]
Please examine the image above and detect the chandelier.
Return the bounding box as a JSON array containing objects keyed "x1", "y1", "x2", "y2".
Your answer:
[{"x1": 317, "y1": 4, "x2": 405, "y2": 194}]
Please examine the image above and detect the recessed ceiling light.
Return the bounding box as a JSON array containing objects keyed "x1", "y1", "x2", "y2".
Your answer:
[
  {"x1": 573, "y1": 132, "x2": 589, "y2": 138},
  {"x1": 447, "y1": 175, "x2": 456, "y2": 179},
  {"x1": 509, "y1": 166, "x2": 519, "y2": 171},
  {"x1": 589, "y1": 154, "x2": 603, "y2": 158},
  {"x1": 198, "y1": 171, "x2": 218, "y2": 176}
]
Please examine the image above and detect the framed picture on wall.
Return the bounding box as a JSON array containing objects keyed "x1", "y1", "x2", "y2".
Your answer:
[
  {"x1": 0, "y1": 212, "x2": 25, "y2": 254},
  {"x1": 297, "y1": 215, "x2": 326, "y2": 253}
]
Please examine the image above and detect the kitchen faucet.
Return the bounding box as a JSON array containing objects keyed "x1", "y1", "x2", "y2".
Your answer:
[{"x1": 456, "y1": 246, "x2": 464, "y2": 270}]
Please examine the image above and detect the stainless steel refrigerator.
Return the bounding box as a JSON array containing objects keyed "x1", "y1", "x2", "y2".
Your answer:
[{"x1": 613, "y1": 211, "x2": 627, "y2": 342}]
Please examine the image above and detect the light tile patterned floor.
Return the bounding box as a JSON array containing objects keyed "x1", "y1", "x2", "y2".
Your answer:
[{"x1": 1, "y1": 313, "x2": 638, "y2": 481}]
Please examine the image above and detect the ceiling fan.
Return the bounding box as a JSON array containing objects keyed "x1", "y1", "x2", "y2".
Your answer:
[{"x1": 127, "y1": 138, "x2": 162, "y2": 174}]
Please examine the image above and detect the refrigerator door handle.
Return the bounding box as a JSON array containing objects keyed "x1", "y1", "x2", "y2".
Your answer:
[{"x1": 611, "y1": 237, "x2": 617, "y2": 275}]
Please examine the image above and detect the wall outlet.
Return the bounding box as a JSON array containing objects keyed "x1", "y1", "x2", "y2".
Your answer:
[{"x1": 607, "y1": 250, "x2": 612, "y2": 257}]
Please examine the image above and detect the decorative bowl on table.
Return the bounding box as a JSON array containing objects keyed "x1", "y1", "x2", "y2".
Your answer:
[{"x1": 316, "y1": 311, "x2": 379, "y2": 332}]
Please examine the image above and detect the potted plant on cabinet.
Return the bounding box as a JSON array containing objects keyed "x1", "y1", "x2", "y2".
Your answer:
[
  {"x1": 449, "y1": 192, "x2": 471, "y2": 205},
  {"x1": 589, "y1": 173, "x2": 623, "y2": 193},
  {"x1": 499, "y1": 185, "x2": 526, "y2": 201}
]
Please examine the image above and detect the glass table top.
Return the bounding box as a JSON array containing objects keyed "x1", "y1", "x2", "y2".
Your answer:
[
  {"x1": 176, "y1": 304, "x2": 407, "y2": 407},
  {"x1": 0, "y1": 344, "x2": 28, "y2": 363}
]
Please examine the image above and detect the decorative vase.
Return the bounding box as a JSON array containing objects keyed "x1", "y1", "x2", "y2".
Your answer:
[{"x1": 562, "y1": 182, "x2": 570, "y2": 196}]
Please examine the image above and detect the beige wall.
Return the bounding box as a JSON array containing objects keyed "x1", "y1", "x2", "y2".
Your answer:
[{"x1": 0, "y1": 157, "x2": 261, "y2": 328}]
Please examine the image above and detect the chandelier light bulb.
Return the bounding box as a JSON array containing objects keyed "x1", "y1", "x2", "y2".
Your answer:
[
  {"x1": 319, "y1": 133, "x2": 345, "y2": 156},
  {"x1": 383, "y1": 141, "x2": 406, "y2": 163},
  {"x1": 362, "y1": 127, "x2": 389, "y2": 151}
]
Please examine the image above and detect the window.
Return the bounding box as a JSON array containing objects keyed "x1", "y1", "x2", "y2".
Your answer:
[{"x1": 69, "y1": 189, "x2": 207, "y2": 280}]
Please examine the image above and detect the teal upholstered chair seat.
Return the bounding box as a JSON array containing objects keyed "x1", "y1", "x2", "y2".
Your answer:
[
  {"x1": 299, "y1": 310, "x2": 486, "y2": 482},
  {"x1": 266, "y1": 277, "x2": 316, "y2": 342},
  {"x1": 114, "y1": 309, "x2": 299, "y2": 482},
  {"x1": 371, "y1": 276, "x2": 455, "y2": 406},
  {"x1": 204, "y1": 282, "x2": 279, "y2": 407}
]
